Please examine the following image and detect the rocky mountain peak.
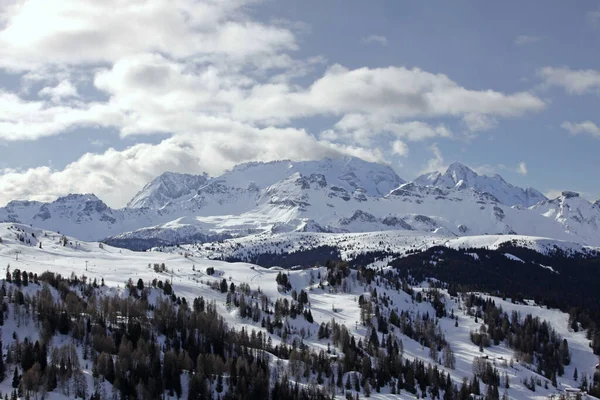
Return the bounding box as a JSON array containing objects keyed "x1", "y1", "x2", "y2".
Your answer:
[{"x1": 414, "y1": 162, "x2": 546, "y2": 207}]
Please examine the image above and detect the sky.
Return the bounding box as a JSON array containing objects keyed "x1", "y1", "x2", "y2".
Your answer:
[{"x1": 0, "y1": 0, "x2": 599, "y2": 208}]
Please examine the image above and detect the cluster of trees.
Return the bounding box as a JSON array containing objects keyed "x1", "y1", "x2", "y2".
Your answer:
[
  {"x1": 388, "y1": 245, "x2": 600, "y2": 359},
  {"x1": 226, "y1": 246, "x2": 342, "y2": 269},
  {"x1": 203, "y1": 258, "x2": 487, "y2": 399},
  {"x1": 464, "y1": 294, "x2": 571, "y2": 384},
  {"x1": 0, "y1": 269, "x2": 332, "y2": 399}
]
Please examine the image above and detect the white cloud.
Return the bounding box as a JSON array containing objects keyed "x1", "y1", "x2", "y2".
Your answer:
[
  {"x1": 0, "y1": 0, "x2": 297, "y2": 70},
  {"x1": 391, "y1": 140, "x2": 409, "y2": 157},
  {"x1": 420, "y1": 143, "x2": 446, "y2": 174},
  {"x1": 538, "y1": 66, "x2": 600, "y2": 95},
  {"x1": 234, "y1": 65, "x2": 545, "y2": 124},
  {"x1": 0, "y1": 91, "x2": 121, "y2": 141},
  {"x1": 361, "y1": 35, "x2": 388, "y2": 46},
  {"x1": 38, "y1": 80, "x2": 79, "y2": 102},
  {"x1": 0, "y1": 57, "x2": 541, "y2": 143},
  {"x1": 514, "y1": 35, "x2": 542, "y2": 46},
  {"x1": 462, "y1": 113, "x2": 497, "y2": 132},
  {"x1": 517, "y1": 161, "x2": 528, "y2": 175},
  {"x1": 332, "y1": 115, "x2": 453, "y2": 145},
  {"x1": 561, "y1": 121, "x2": 600, "y2": 138}
]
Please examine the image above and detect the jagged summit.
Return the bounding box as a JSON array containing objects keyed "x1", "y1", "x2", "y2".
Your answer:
[
  {"x1": 129, "y1": 156, "x2": 405, "y2": 212},
  {"x1": 1, "y1": 156, "x2": 600, "y2": 247},
  {"x1": 127, "y1": 171, "x2": 209, "y2": 209},
  {"x1": 219, "y1": 156, "x2": 405, "y2": 197},
  {"x1": 414, "y1": 162, "x2": 547, "y2": 207},
  {"x1": 55, "y1": 193, "x2": 102, "y2": 203}
]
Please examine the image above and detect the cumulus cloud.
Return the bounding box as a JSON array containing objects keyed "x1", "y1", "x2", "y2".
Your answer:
[
  {"x1": 331, "y1": 114, "x2": 453, "y2": 145},
  {"x1": 517, "y1": 161, "x2": 528, "y2": 175},
  {"x1": 38, "y1": 80, "x2": 79, "y2": 102},
  {"x1": 0, "y1": 57, "x2": 543, "y2": 142},
  {"x1": 0, "y1": 91, "x2": 121, "y2": 141},
  {"x1": 561, "y1": 121, "x2": 600, "y2": 138},
  {"x1": 538, "y1": 66, "x2": 600, "y2": 94},
  {"x1": 235, "y1": 65, "x2": 545, "y2": 124},
  {"x1": 0, "y1": 0, "x2": 297, "y2": 70},
  {"x1": 391, "y1": 140, "x2": 409, "y2": 157},
  {"x1": 361, "y1": 35, "x2": 388, "y2": 46}
]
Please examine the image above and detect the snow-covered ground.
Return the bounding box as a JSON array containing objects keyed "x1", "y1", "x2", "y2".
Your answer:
[
  {"x1": 0, "y1": 222, "x2": 598, "y2": 399},
  {"x1": 167, "y1": 229, "x2": 599, "y2": 264}
]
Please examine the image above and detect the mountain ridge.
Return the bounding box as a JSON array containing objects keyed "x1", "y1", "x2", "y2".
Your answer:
[
  {"x1": 413, "y1": 162, "x2": 547, "y2": 207},
  {"x1": 1, "y1": 156, "x2": 600, "y2": 247}
]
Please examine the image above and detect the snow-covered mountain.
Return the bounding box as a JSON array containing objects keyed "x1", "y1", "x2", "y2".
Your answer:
[
  {"x1": 414, "y1": 162, "x2": 547, "y2": 207},
  {"x1": 127, "y1": 171, "x2": 210, "y2": 209},
  {"x1": 2, "y1": 156, "x2": 600, "y2": 247},
  {"x1": 128, "y1": 157, "x2": 404, "y2": 211},
  {"x1": 0, "y1": 194, "x2": 158, "y2": 240},
  {"x1": 530, "y1": 191, "x2": 600, "y2": 246}
]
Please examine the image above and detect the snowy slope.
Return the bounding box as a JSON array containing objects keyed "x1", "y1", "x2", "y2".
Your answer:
[
  {"x1": 170, "y1": 229, "x2": 599, "y2": 265},
  {"x1": 414, "y1": 162, "x2": 547, "y2": 207},
  {"x1": 0, "y1": 222, "x2": 598, "y2": 400},
  {"x1": 127, "y1": 171, "x2": 210, "y2": 209}
]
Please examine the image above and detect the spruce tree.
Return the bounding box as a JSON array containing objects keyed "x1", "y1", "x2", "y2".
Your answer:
[{"x1": 11, "y1": 367, "x2": 18, "y2": 389}]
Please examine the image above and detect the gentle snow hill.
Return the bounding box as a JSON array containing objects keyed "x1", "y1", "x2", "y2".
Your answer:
[
  {"x1": 165, "y1": 230, "x2": 599, "y2": 266},
  {"x1": 414, "y1": 162, "x2": 547, "y2": 207},
  {"x1": 0, "y1": 222, "x2": 598, "y2": 400},
  {"x1": 444, "y1": 234, "x2": 600, "y2": 255}
]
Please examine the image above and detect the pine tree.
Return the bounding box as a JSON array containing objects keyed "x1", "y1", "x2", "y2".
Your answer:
[
  {"x1": 216, "y1": 375, "x2": 223, "y2": 393},
  {"x1": 11, "y1": 367, "x2": 18, "y2": 389}
]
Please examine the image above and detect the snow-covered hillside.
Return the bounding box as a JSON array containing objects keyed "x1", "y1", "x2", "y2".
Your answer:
[
  {"x1": 0, "y1": 223, "x2": 598, "y2": 399},
  {"x1": 168, "y1": 229, "x2": 599, "y2": 265},
  {"x1": 2, "y1": 156, "x2": 600, "y2": 248}
]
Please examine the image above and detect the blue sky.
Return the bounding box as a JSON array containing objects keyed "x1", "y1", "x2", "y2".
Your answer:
[{"x1": 0, "y1": 0, "x2": 599, "y2": 207}]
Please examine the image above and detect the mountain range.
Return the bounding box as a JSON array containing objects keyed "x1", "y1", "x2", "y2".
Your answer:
[{"x1": 1, "y1": 156, "x2": 599, "y2": 247}]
